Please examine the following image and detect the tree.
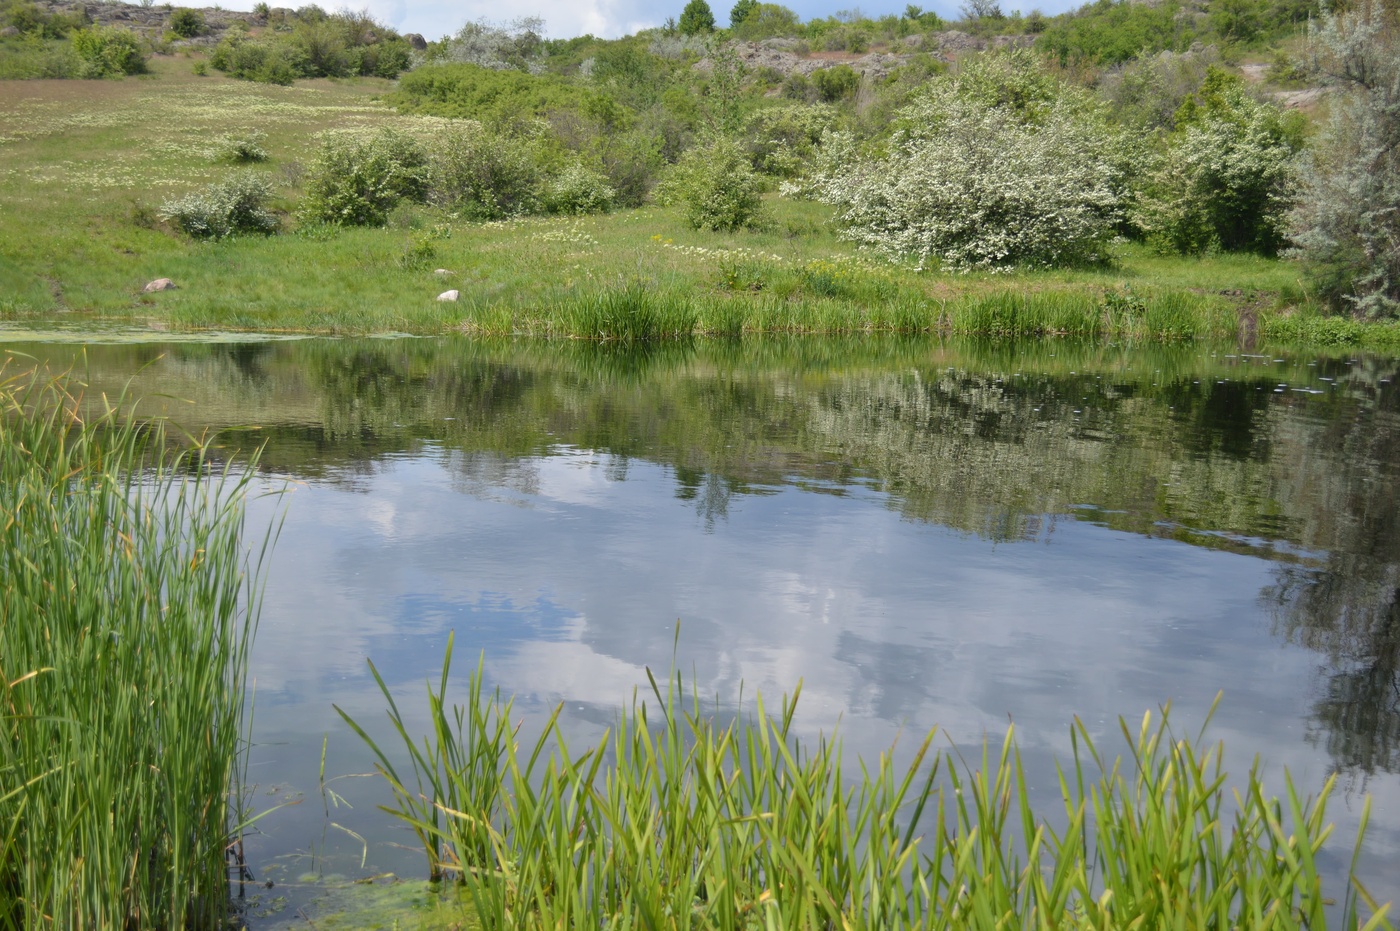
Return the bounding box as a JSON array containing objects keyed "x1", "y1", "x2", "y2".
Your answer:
[
  {"x1": 1287, "y1": 0, "x2": 1400, "y2": 317},
  {"x1": 960, "y1": 0, "x2": 1003, "y2": 20},
  {"x1": 679, "y1": 0, "x2": 716, "y2": 35},
  {"x1": 730, "y1": 0, "x2": 758, "y2": 27}
]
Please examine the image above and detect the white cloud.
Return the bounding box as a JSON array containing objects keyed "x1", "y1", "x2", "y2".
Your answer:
[{"x1": 213, "y1": 0, "x2": 664, "y2": 39}]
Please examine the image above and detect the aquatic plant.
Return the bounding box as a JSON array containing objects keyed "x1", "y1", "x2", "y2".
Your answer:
[
  {"x1": 0, "y1": 362, "x2": 273, "y2": 929},
  {"x1": 342, "y1": 635, "x2": 1394, "y2": 930}
]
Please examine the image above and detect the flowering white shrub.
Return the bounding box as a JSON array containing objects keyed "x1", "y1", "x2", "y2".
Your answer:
[
  {"x1": 159, "y1": 171, "x2": 278, "y2": 240},
  {"x1": 1287, "y1": 1, "x2": 1400, "y2": 317},
  {"x1": 810, "y1": 67, "x2": 1128, "y2": 271}
]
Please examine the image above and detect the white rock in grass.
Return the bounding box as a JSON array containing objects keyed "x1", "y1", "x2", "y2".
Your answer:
[
  {"x1": 433, "y1": 268, "x2": 454, "y2": 276},
  {"x1": 143, "y1": 278, "x2": 176, "y2": 292},
  {"x1": 437, "y1": 290, "x2": 460, "y2": 302}
]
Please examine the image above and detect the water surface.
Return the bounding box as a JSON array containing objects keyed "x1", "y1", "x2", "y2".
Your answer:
[{"x1": 7, "y1": 334, "x2": 1399, "y2": 922}]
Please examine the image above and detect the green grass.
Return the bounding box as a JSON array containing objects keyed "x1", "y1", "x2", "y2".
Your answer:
[
  {"x1": 0, "y1": 361, "x2": 274, "y2": 929},
  {"x1": 4, "y1": 62, "x2": 1397, "y2": 346},
  {"x1": 340, "y1": 636, "x2": 1394, "y2": 931}
]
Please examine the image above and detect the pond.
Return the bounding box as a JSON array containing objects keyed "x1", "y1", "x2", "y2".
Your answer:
[{"x1": 7, "y1": 332, "x2": 1400, "y2": 924}]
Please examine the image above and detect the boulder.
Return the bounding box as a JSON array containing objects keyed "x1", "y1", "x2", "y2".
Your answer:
[
  {"x1": 433, "y1": 268, "x2": 454, "y2": 276},
  {"x1": 436, "y1": 289, "x2": 460, "y2": 302},
  {"x1": 405, "y1": 32, "x2": 427, "y2": 50},
  {"x1": 142, "y1": 278, "x2": 176, "y2": 292}
]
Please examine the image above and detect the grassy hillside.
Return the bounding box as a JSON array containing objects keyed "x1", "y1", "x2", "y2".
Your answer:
[{"x1": 0, "y1": 0, "x2": 1396, "y2": 344}]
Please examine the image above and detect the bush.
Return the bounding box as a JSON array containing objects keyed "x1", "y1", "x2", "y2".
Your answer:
[
  {"x1": 439, "y1": 17, "x2": 545, "y2": 72},
  {"x1": 812, "y1": 64, "x2": 859, "y2": 102},
  {"x1": 1097, "y1": 47, "x2": 1220, "y2": 131},
  {"x1": 427, "y1": 122, "x2": 541, "y2": 220},
  {"x1": 1288, "y1": 0, "x2": 1400, "y2": 317},
  {"x1": 1038, "y1": 0, "x2": 1193, "y2": 66},
  {"x1": 210, "y1": 130, "x2": 269, "y2": 163},
  {"x1": 392, "y1": 63, "x2": 614, "y2": 125},
  {"x1": 0, "y1": 37, "x2": 84, "y2": 78},
  {"x1": 209, "y1": 36, "x2": 303, "y2": 84},
  {"x1": 742, "y1": 103, "x2": 839, "y2": 178},
  {"x1": 1136, "y1": 69, "x2": 1300, "y2": 256},
  {"x1": 71, "y1": 26, "x2": 147, "y2": 77},
  {"x1": 159, "y1": 171, "x2": 279, "y2": 239},
  {"x1": 167, "y1": 7, "x2": 204, "y2": 38},
  {"x1": 731, "y1": 3, "x2": 802, "y2": 39},
  {"x1": 544, "y1": 162, "x2": 616, "y2": 215},
  {"x1": 811, "y1": 52, "x2": 1128, "y2": 270},
  {"x1": 205, "y1": 10, "x2": 411, "y2": 83},
  {"x1": 656, "y1": 135, "x2": 766, "y2": 232},
  {"x1": 301, "y1": 129, "x2": 429, "y2": 226}
]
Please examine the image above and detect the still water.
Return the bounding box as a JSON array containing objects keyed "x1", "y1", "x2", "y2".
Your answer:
[{"x1": 8, "y1": 334, "x2": 1400, "y2": 922}]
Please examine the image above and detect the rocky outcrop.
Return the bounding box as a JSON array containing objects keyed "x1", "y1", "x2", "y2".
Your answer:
[
  {"x1": 696, "y1": 31, "x2": 1036, "y2": 82},
  {"x1": 28, "y1": 0, "x2": 270, "y2": 41}
]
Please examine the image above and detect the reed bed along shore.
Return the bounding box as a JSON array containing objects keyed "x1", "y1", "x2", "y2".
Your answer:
[
  {"x1": 457, "y1": 284, "x2": 1243, "y2": 342},
  {"x1": 341, "y1": 636, "x2": 1394, "y2": 931},
  {"x1": 0, "y1": 363, "x2": 273, "y2": 930}
]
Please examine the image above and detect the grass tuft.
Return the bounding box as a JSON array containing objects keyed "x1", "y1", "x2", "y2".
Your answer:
[
  {"x1": 341, "y1": 636, "x2": 1395, "y2": 931},
  {"x1": 0, "y1": 360, "x2": 273, "y2": 930}
]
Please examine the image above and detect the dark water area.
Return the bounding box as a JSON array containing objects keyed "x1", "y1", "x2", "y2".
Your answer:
[{"x1": 6, "y1": 333, "x2": 1400, "y2": 922}]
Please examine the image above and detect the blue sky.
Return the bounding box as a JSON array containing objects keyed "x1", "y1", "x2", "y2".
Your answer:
[{"x1": 219, "y1": 0, "x2": 1081, "y2": 43}]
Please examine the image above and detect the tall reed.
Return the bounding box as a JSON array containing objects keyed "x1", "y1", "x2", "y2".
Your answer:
[
  {"x1": 0, "y1": 361, "x2": 272, "y2": 929},
  {"x1": 343, "y1": 636, "x2": 1394, "y2": 931}
]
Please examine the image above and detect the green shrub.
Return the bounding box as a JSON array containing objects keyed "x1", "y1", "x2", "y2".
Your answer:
[
  {"x1": 731, "y1": 2, "x2": 802, "y2": 39},
  {"x1": 393, "y1": 63, "x2": 615, "y2": 125},
  {"x1": 1038, "y1": 0, "x2": 1193, "y2": 66},
  {"x1": 656, "y1": 136, "x2": 766, "y2": 232},
  {"x1": 209, "y1": 35, "x2": 303, "y2": 83},
  {"x1": 812, "y1": 63, "x2": 859, "y2": 102},
  {"x1": 159, "y1": 171, "x2": 279, "y2": 239},
  {"x1": 544, "y1": 162, "x2": 616, "y2": 215},
  {"x1": 302, "y1": 130, "x2": 430, "y2": 227},
  {"x1": 1137, "y1": 68, "x2": 1300, "y2": 256},
  {"x1": 167, "y1": 7, "x2": 204, "y2": 37},
  {"x1": 427, "y1": 122, "x2": 541, "y2": 220},
  {"x1": 742, "y1": 103, "x2": 839, "y2": 178},
  {"x1": 0, "y1": 36, "x2": 83, "y2": 78},
  {"x1": 210, "y1": 130, "x2": 269, "y2": 163},
  {"x1": 70, "y1": 25, "x2": 147, "y2": 77},
  {"x1": 3, "y1": 1, "x2": 87, "y2": 38}
]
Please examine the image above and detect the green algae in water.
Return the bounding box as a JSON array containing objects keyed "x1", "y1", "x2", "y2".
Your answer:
[{"x1": 259, "y1": 877, "x2": 476, "y2": 930}]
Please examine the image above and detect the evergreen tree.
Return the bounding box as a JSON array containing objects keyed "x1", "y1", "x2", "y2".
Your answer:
[
  {"x1": 680, "y1": 0, "x2": 716, "y2": 34},
  {"x1": 730, "y1": 0, "x2": 758, "y2": 27}
]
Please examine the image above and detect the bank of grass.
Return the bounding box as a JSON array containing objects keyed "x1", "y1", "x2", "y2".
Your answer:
[
  {"x1": 2, "y1": 59, "x2": 1399, "y2": 347},
  {"x1": 0, "y1": 363, "x2": 271, "y2": 929},
  {"x1": 339, "y1": 638, "x2": 1393, "y2": 931}
]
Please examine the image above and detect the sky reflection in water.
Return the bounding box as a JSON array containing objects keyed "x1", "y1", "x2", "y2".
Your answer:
[{"x1": 6, "y1": 335, "x2": 1399, "y2": 917}]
